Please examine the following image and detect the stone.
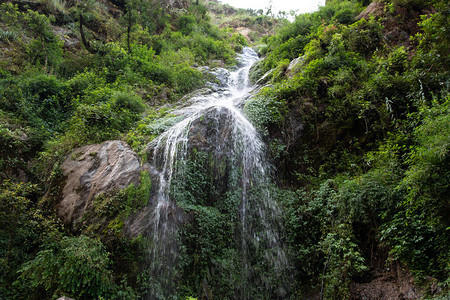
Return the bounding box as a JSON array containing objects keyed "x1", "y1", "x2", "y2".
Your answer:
[
  {"x1": 255, "y1": 69, "x2": 274, "y2": 85},
  {"x1": 285, "y1": 56, "x2": 304, "y2": 78},
  {"x1": 58, "y1": 141, "x2": 140, "y2": 224},
  {"x1": 357, "y1": 1, "x2": 385, "y2": 20}
]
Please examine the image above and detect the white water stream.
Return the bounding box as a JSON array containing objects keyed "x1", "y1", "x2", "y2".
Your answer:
[{"x1": 144, "y1": 47, "x2": 289, "y2": 298}]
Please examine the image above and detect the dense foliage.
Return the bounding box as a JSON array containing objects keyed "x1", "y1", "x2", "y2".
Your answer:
[
  {"x1": 0, "y1": 0, "x2": 448, "y2": 298},
  {"x1": 249, "y1": 0, "x2": 449, "y2": 296},
  {"x1": 0, "y1": 0, "x2": 247, "y2": 298}
]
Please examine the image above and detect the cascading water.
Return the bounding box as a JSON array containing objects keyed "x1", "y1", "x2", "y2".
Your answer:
[{"x1": 138, "y1": 47, "x2": 291, "y2": 299}]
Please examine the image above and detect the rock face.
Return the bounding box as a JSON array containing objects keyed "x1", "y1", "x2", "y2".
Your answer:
[
  {"x1": 58, "y1": 141, "x2": 141, "y2": 224},
  {"x1": 356, "y1": 0, "x2": 385, "y2": 20},
  {"x1": 126, "y1": 107, "x2": 235, "y2": 236},
  {"x1": 186, "y1": 106, "x2": 235, "y2": 198},
  {"x1": 285, "y1": 56, "x2": 303, "y2": 78},
  {"x1": 350, "y1": 266, "x2": 425, "y2": 300},
  {"x1": 356, "y1": 1, "x2": 430, "y2": 48}
]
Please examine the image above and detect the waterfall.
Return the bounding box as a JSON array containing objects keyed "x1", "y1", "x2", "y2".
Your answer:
[{"x1": 138, "y1": 47, "x2": 291, "y2": 299}]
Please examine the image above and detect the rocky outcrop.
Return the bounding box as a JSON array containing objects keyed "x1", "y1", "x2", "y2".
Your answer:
[
  {"x1": 58, "y1": 140, "x2": 140, "y2": 224},
  {"x1": 357, "y1": 0, "x2": 432, "y2": 47},
  {"x1": 350, "y1": 265, "x2": 428, "y2": 299},
  {"x1": 285, "y1": 56, "x2": 304, "y2": 78},
  {"x1": 356, "y1": 1, "x2": 385, "y2": 20}
]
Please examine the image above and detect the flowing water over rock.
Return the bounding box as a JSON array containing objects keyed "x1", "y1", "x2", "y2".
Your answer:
[{"x1": 130, "y1": 48, "x2": 291, "y2": 299}]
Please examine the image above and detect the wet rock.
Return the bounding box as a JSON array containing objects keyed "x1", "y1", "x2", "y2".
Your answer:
[
  {"x1": 255, "y1": 69, "x2": 274, "y2": 85},
  {"x1": 188, "y1": 106, "x2": 234, "y2": 154},
  {"x1": 187, "y1": 106, "x2": 235, "y2": 198},
  {"x1": 285, "y1": 56, "x2": 304, "y2": 78},
  {"x1": 210, "y1": 68, "x2": 231, "y2": 87},
  {"x1": 58, "y1": 141, "x2": 140, "y2": 224}
]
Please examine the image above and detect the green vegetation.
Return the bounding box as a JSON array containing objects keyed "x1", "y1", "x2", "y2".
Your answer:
[
  {"x1": 205, "y1": 0, "x2": 286, "y2": 43},
  {"x1": 249, "y1": 0, "x2": 449, "y2": 296},
  {"x1": 0, "y1": 0, "x2": 449, "y2": 298},
  {"x1": 0, "y1": 0, "x2": 247, "y2": 298}
]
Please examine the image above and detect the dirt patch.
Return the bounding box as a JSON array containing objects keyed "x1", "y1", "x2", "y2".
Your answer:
[
  {"x1": 351, "y1": 264, "x2": 425, "y2": 300},
  {"x1": 236, "y1": 27, "x2": 252, "y2": 40}
]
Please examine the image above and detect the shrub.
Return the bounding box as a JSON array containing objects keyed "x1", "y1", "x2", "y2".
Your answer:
[
  {"x1": 174, "y1": 66, "x2": 204, "y2": 94},
  {"x1": 277, "y1": 13, "x2": 318, "y2": 42},
  {"x1": 69, "y1": 101, "x2": 137, "y2": 141},
  {"x1": 114, "y1": 91, "x2": 146, "y2": 114},
  {"x1": 16, "y1": 73, "x2": 71, "y2": 131},
  {"x1": 316, "y1": 0, "x2": 363, "y2": 25},
  {"x1": 0, "y1": 28, "x2": 17, "y2": 43},
  {"x1": 320, "y1": 224, "x2": 368, "y2": 299},
  {"x1": 380, "y1": 98, "x2": 450, "y2": 279},
  {"x1": 178, "y1": 14, "x2": 196, "y2": 35},
  {"x1": 0, "y1": 181, "x2": 57, "y2": 299},
  {"x1": 17, "y1": 235, "x2": 114, "y2": 299},
  {"x1": 343, "y1": 17, "x2": 384, "y2": 56},
  {"x1": 57, "y1": 55, "x2": 93, "y2": 79},
  {"x1": 24, "y1": 10, "x2": 63, "y2": 68},
  {"x1": 244, "y1": 93, "x2": 286, "y2": 134}
]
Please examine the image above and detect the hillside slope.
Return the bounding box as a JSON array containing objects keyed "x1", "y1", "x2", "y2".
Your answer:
[
  {"x1": 248, "y1": 0, "x2": 449, "y2": 297},
  {"x1": 0, "y1": 0, "x2": 448, "y2": 299}
]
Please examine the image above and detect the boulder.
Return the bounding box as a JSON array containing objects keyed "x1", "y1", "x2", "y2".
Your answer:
[{"x1": 58, "y1": 141, "x2": 140, "y2": 224}]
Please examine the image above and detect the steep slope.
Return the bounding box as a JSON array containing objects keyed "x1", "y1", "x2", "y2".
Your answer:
[
  {"x1": 248, "y1": 0, "x2": 449, "y2": 297},
  {"x1": 204, "y1": 0, "x2": 285, "y2": 42},
  {"x1": 0, "y1": 1, "x2": 249, "y2": 298},
  {"x1": 0, "y1": 0, "x2": 448, "y2": 299}
]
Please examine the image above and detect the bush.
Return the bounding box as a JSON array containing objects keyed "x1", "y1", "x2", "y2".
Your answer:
[
  {"x1": 320, "y1": 224, "x2": 368, "y2": 299},
  {"x1": 114, "y1": 91, "x2": 146, "y2": 114},
  {"x1": 24, "y1": 10, "x2": 63, "y2": 68},
  {"x1": 1, "y1": 73, "x2": 72, "y2": 132},
  {"x1": 17, "y1": 235, "x2": 114, "y2": 299},
  {"x1": 244, "y1": 93, "x2": 286, "y2": 134},
  {"x1": 0, "y1": 181, "x2": 59, "y2": 299},
  {"x1": 174, "y1": 66, "x2": 204, "y2": 94},
  {"x1": 381, "y1": 98, "x2": 450, "y2": 279},
  {"x1": 178, "y1": 14, "x2": 196, "y2": 35},
  {"x1": 0, "y1": 28, "x2": 17, "y2": 43},
  {"x1": 316, "y1": 0, "x2": 363, "y2": 25},
  {"x1": 343, "y1": 17, "x2": 384, "y2": 56}
]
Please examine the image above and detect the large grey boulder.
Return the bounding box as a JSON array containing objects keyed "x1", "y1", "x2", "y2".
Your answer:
[{"x1": 58, "y1": 141, "x2": 140, "y2": 224}]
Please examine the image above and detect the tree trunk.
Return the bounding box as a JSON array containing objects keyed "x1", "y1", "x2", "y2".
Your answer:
[
  {"x1": 40, "y1": 34, "x2": 48, "y2": 69},
  {"x1": 127, "y1": 11, "x2": 132, "y2": 53},
  {"x1": 79, "y1": 12, "x2": 96, "y2": 54}
]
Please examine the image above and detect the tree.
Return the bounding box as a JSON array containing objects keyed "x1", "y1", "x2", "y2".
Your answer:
[{"x1": 75, "y1": 0, "x2": 98, "y2": 54}]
